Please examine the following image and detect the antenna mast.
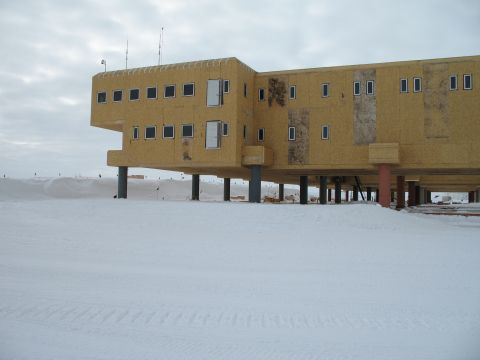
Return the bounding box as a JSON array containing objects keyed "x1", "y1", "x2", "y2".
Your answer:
[
  {"x1": 125, "y1": 38, "x2": 129, "y2": 69},
  {"x1": 158, "y1": 27, "x2": 164, "y2": 65}
]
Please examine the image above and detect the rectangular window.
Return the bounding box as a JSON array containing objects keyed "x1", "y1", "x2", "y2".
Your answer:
[
  {"x1": 223, "y1": 80, "x2": 230, "y2": 93},
  {"x1": 132, "y1": 126, "x2": 139, "y2": 140},
  {"x1": 183, "y1": 83, "x2": 195, "y2": 96},
  {"x1": 464, "y1": 74, "x2": 472, "y2": 90},
  {"x1": 164, "y1": 85, "x2": 175, "y2": 98},
  {"x1": 222, "y1": 123, "x2": 229, "y2": 136},
  {"x1": 145, "y1": 126, "x2": 156, "y2": 139},
  {"x1": 257, "y1": 128, "x2": 265, "y2": 142},
  {"x1": 321, "y1": 125, "x2": 329, "y2": 140},
  {"x1": 243, "y1": 83, "x2": 247, "y2": 97},
  {"x1": 113, "y1": 90, "x2": 122, "y2": 102},
  {"x1": 400, "y1": 78, "x2": 408, "y2": 93},
  {"x1": 97, "y1": 91, "x2": 107, "y2": 103},
  {"x1": 322, "y1": 83, "x2": 329, "y2": 97},
  {"x1": 258, "y1": 88, "x2": 265, "y2": 101},
  {"x1": 243, "y1": 125, "x2": 247, "y2": 140},
  {"x1": 207, "y1": 79, "x2": 222, "y2": 106},
  {"x1": 288, "y1": 126, "x2": 296, "y2": 141},
  {"x1": 289, "y1": 85, "x2": 296, "y2": 99},
  {"x1": 450, "y1": 75, "x2": 457, "y2": 90},
  {"x1": 129, "y1": 89, "x2": 140, "y2": 101},
  {"x1": 146, "y1": 86, "x2": 157, "y2": 99},
  {"x1": 206, "y1": 121, "x2": 221, "y2": 149},
  {"x1": 353, "y1": 81, "x2": 360, "y2": 96},
  {"x1": 163, "y1": 125, "x2": 175, "y2": 139},
  {"x1": 181, "y1": 124, "x2": 193, "y2": 138},
  {"x1": 413, "y1": 77, "x2": 422, "y2": 92},
  {"x1": 366, "y1": 80, "x2": 375, "y2": 95}
]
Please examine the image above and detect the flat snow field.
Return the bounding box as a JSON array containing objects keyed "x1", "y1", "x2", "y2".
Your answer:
[{"x1": 1, "y1": 178, "x2": 480, "y2": 360}]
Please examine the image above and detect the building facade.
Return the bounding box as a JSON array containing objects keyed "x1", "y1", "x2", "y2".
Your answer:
[{"x1": 91, "y1": 56, "x2": 480, "y2": 206}]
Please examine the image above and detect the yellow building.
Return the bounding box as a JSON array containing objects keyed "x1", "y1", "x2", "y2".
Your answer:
[{"x1": 91, "y1": 55, "x2": 480, "y2": 206}]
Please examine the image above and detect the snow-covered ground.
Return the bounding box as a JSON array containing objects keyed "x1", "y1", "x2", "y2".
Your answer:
[{"x1": 1, "y1": 177, "x2": 480, "y2": 360}]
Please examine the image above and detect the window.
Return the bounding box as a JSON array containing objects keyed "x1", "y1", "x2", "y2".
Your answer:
[
  {"x1": 223, "y1": 80, "x2": 230, "y2": 93},
  {"x1": 222, "y1": 123, "x2": 229, "y2": 136},
  {"x1": 413, "y1": 77, "x2": 422, "y2": 92},
  {"x1": 181, "y1": 124, "x2": 193, "y2": 138},
  {"x1": 353, "y1": 81, "x2": 361, "y2": 96},
  {"x1": 464, "y1": 74, "x2": 472, "y2": 90},
  {"x1": 288, "y1": 126, "x2": 296, "y2": 141},
  {"x1": 243, "y1": 125, "x2": 247, "y2": 140},
  {"x1": 400, "y1": 78, "x2": 408, "y2": 93},
  {"x1": 321, "y1": 125, "x2": 329, "y2": 140},
  {"x1": 258, "y1": 88, "x2": 265, "y2": 101},
  {"x1": 183, "y1": 83, "x2": 195, "y2": 96},
  {"x1": 132, "y1": 126, "x2": 139, "y2": 140},
  {"x1": 366, "y1": 80, "x2": 375, "y2": 95},
  {"x1": 97, "y1": 91, "x2": 106, "y2": 103},
  {"x1": 322, "y1": 83, "x2": 329, "y2": 97},
  {"x1": 164, "y1": 85, "x2": 175, "y2": 98},
  {"x1": 129, "y1": 89, "x2": 140, "y2": 101},
  {"x1": 145, "y1": 126, "x2": 156, "y2": 139},
  {"x1": 207, "y1": 79, "x2": 222, "y2": 106},
  {"x1": 289, "y1": 85, "x2": 296, "y2": 99},
  {"x1": 243, "y1": 83, "x2": 247, "y2": 97},
  {"x1": 206, "y1": 121, "x2": 221, "y2": 149},
  {"x1": 450, "y1": 75, "x2": 457, "y2": 90},
  {"x1": 257, "y1": 128, "x2": 265, "y2": 142},
  {"x1": 113, "y1": 90, "x2": 122, "y2": 102},
  {"x1": 163, "y1": 125, "x2": 174, "y2": 139},
  {"x1": 146, "y1": 87, "x2": 157, "y2": 99}
]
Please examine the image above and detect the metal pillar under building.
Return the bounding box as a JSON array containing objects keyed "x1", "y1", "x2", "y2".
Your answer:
[
  {"x1": 477, "y1": 190, "x2": 480, "y2": 203},
  {"x1": 223, "y1": 178, "x2": 230, "y2": 201},
  {"x1": 352, "y1": 185, "x2": 358, "y2": 201},
  {"x1": 328, "y1": 188, "x2": 332, "y2": 202},
  {"x1": 334, "y1": 177, "x2": 342, "y2": 204},
  {"x1": 426, "y1": 190, "x2": 432, "y2": 204},
  {"x1": 415, "y1": 185, "x2": 421, "y2": 205},
  {"x1": 367, "y1": 187, "x2": 372, "y2": 201},
  {"x1": 396, "y1": 176, "x2": 405, "y2": 209},
  {"x1": 249, "y1": 165, "x2": 262, "y2": 203},
  {"x1": 468, "y1": 191, "x2": 475, "y2": 203},
  {"x1": 118, "y1": 166, "x2": 128, "y2": 199},
  {"x1": 319, "y1": 176, "x2": 327, "y2": 204},
  {"x1": 192, "y1": 174, "x2": 200, "y2": 200},
  {"x1": 300, "y1": 176, "x2": 308, "y2": 205},
  {"x1": 279, "y1": 183, "x2": 284, "y2": 201},
  {"x1": 407, "y1": 182, "x2": 416, "y2": 207}
]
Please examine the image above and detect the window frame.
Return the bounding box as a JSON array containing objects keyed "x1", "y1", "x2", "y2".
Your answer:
[
  {"x1": 321, "y1": 125, "x2": 329, "y2": 140},
  {"x1": 243, "y1": 125, "x2": 247, "y2": 141},
  {"x1": 289, "y1": 85, "x2": 296, "y2": 99},
  {"x1": 146, "y1": 86, "x2": 157, "y2": 100},
  {"x1": 112, "y1": 89, "x2": 123, "y2": 102},
  {"x1": 243, "y1": 83, "x2": 247, "y2": 97},
  {"x1": 449, "y1": 75, "x2": 458, "y2": 91},
  {"x1": 400, "y1": 78, "x2": 408, "y2": 93},
  {"x1": 183, "y1": 82, "x2": 195, "y2": 97},
  {"x1": 257, "y1": 128, "x2": 265, "y2": 142},
  {"x1": 162, "y1": 125, "x2": 175, "y2": 139},
  {"x1": 321, "y1": 83, "x2": 329, "y2": 98},
  {"x1": 288, "y1": 126, "x2": 296, "y2": 141},
  {"x1": 144, "y1": 126, "x2": 156, "y2": 140},
  {"x1": 223, "y1": 80, "x2": 230, "y2": 94},
  {"x1": 413, "y1": 77, "x2": 422, "y2": 93},
  {"x1": 258, "y1": 88, "x2": 265, "y2": 101},
  {"x1": 97, "y1": 91, "x2": 107, "y2": 104},
  {"x1": 353, "y1": 81, "x2": 361, "y2": 96},
  {"x1": 463, "y1": 74, "x2": 472, "y2": 90},
  {"x1": 366, "y1": 80, "x2": 375, "y2": 95},
  {"x1": 164, "y1": 84, "x2": 176, "y2": 98},
  {"x1": 129, "y1": 88, "x2": 140, "y2": 101},
  {"x1": 132, "y1": 126, "x2": 139, "y2": 140},
  {"x1": 181, "y1": 124, "x2": 194, "y2": 138},
  {"x1": 222, "y1": 122, "x2": 229, "y2": 136}
]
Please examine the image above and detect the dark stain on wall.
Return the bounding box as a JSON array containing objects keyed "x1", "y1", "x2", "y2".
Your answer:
[
  {"x1": 182, "y1": 139, "x2": 192, "y2": 160},
  {"x1": 423, "y1": 63, "x2": 449, "y2": 139},
  {"x1": 288, "y1": 109, "x2": 309, "y2": 164},
  {"x1": 353, "y1": 69, "x2": 376, "y2": 145}
]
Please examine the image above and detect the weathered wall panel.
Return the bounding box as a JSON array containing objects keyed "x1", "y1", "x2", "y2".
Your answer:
[
  {"x1": 288, "y1": 109, "x2": 309, "y2": 164},
  {"x1": 423, "y1": 63, "x2": 449, "y2": 139},
  {"x1": 353, "y1": 69, "x2": 376, "y2": 145}
]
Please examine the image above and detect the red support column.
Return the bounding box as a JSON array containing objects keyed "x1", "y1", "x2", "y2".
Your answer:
[
  {"x1": 396, "y1": 176, "x2": 405, "y2": 209},
  {"x1": 378, "y1": 164, "x2": 391, "y2": 208}
]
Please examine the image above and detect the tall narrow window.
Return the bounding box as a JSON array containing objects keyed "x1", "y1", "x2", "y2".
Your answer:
[
  {"x1": 207, "y1": 79, "x2": 222, "y2": 106},
  {"x1": 288, "y1": 126, "x2": 296, "y2": 141},
  {"x1": 132, "y1": 126, "x2": 139, "y2": 140},
  {"x1": 450, "y1": 75, "x2": 457, "y2": 90},
  {"x1": 223, "y1": 80, "x2": 230, "y2": 93},
  {"x1": 366, "y1": 80, "x2": 375, "y2": 95},
  {"x1": 97, "y1": 91, "x2": 107, "y2": 103},
  {"x1": 243, "y1": 83, "x2": 247, "y2": 97},
  {"x1": 353, "y1": 81, "x2": 360, "y2": 96},
  {"x1": 464, "y1": 74, "x2": 472, "y2": 90},
  {"x1": 258, "y1": 88, "x2": 265, "y2": 101},
  {"x1": 413, "y1": 77, "x2": 422, "y2": 92},
  {"x1": 147, "y1": 86, "x2": 157, "y2": 99},
  {"x1": 145, "y1": 126, "x2": 156, "y2": 139},
  {"x1": 257, "y1": 128, "x2": 265, "y2": 142},
  {"x1": 181, "y1": 124, "x2": 193, "y2": 138},
  {"x1": 322, "y1": 83, "x2": 329, "y2": 97},
  {"x1": 243, "y1": 125, "x2": 247, "y2": 140},
  {"x1": 289, "y1": 85, "x2": 296, "y2": 99},
  {"x1": 400, "y1": 78, "x2": 408, "y2": 93},
  {"x1": 163, "y1": 125, "x2": 175, "y2": 139},
  {"x1": 113, "y1": 90, "x2": 122, "y2": 102},
  {"x1": 206, "y1": 121, "x2": 221, "y2": 149},
  {"x1": 164, "y1": 85, "x2": 175, "y2": 98},
  {"x1": 183, "y1": 83, "x2": 195, "y2": 96},
  {"x1": 222, "y1": 123, "x2": 229, "y2": 136},
  {"x1": 321, "y1": 125, "x2": 329, "y2": 140}
]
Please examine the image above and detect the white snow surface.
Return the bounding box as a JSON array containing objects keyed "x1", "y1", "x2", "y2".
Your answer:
[{"x1": 1, "y1": 177, "x2": 480, "y2": 360}]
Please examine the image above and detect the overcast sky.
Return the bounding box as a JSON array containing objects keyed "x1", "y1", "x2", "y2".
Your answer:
[{"x1": 0, "y1": 0, "x2": 478, "y2": 178}]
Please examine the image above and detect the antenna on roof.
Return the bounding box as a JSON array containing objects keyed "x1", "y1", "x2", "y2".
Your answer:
[
  {"x1": 158, "y1": 27, "x2": 164, "y2": 65},
  {"x1": 125, "y1": 38, "x2": 129, "y2": 69}
]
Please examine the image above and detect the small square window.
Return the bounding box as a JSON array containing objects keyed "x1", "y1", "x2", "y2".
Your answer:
[
  {"x1": 181, "y1": 124, "x2": 193, "y2": 138},
  {"x1": 222, "y1": 123, "x2": 229, "y2": 136},
  {"x1": 322, "y1": 83, "x2": 329, "y2": 97},
  {"x1": 223, "y1": 80, "x2": 230, "y2": 93},
  {"x1": 97, "y1": 91, "x2": 107, "y2": 103},
  {"x1": 132, "y1": 126, "x2": 139, "y2": 139},
  {"x1": 164, "y1": 85, "x2": 175, "y2": 98},
  {"x1": 147, "y1": 87, "x2": 157, "y2": 99},
  {"x1": 113, "y1": 90, "x2": 122, "y2": 102},
  {"x1": 450, "y1": 75, "x2": 457, "y2": 90},
  {"x1": 413, "y1": 77, "x2": 422, "y2": 93},
  {"x1": 243, "y1": 83, "x2": 247, "y2": 97},
  {"x1": 321, "y1": 125, "x2": 329, "y2": 140},
  {"x1": 366, "y1": 80, "x2": 375, "y2": 95},
  {"x1": 288, "y1": 126, "x2": 296, "y2": 141},
  {"x1": 464, "y1": 74, "x2": 472, "y2": 90},
  {"x1": 145, "y1": 126, "x2": 156, "y2": 139},
  {"x1": 353, "y1": 81, "x2": 361, "y2": 96},
  {"x1": 258, "y1": 88, "x2": 265, "y2": 101},
  {"x1": 183, "y1": 83, "x2": 195, "y2": 96},
  {"x1": 163, "y1": 125, "x2": 175, "y2": 139},
  {"x1": 289, "y1": 85, "x2": 296, "y2": 99},
  {"x1": 129, "y1": 89, "x2": 140, "y2": 101},
  {"x1": 258, "y1": 128, "x2": 265, "y2": 142},
  {"x1": 400, "y1": 78, "x2": 408, "y2": 93}
]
